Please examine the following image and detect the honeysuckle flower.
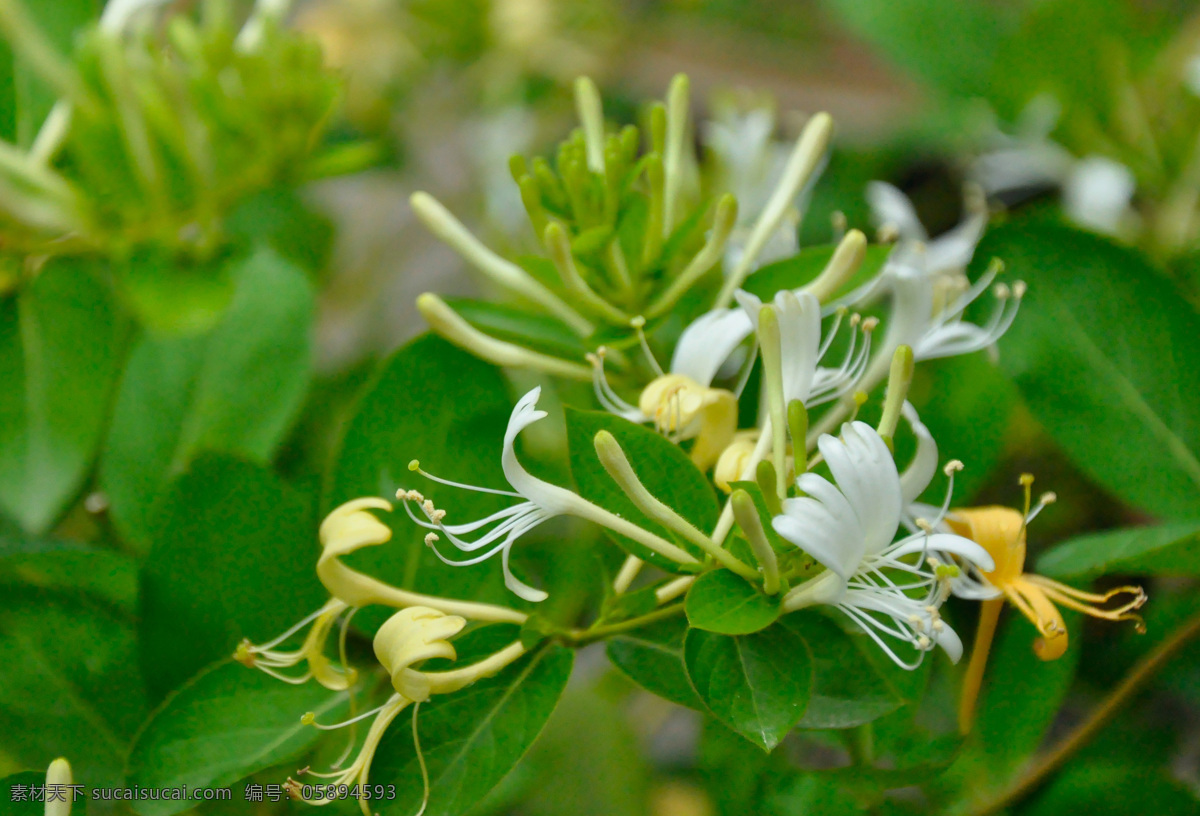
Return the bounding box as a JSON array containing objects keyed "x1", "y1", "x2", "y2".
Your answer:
[
  {"x1": 772, "y1": 420, "x2": 994, "y2": 669},
  {"x1": 970, "y1": 97, "x2": 1136, "y2": 236},
  {"x1": 704, "y1": 98, "x2": 801, "y2": 272},
  {"x1": 867, "y1": 181, "x2": 988, "y2": 281},
  {"x1": 951, "y1": 478, "x2": 1147, "y2": 733},
  {"x1": 402, "y1": 387, "x2": 699, "y2": 601},
  {"x1": 590, "y1": 308, "x2": 752, "y2": 471},
  {"x1": 946, "y1": 483, "x2": 1147, "y2": 660},
  {"x1": 287, "y1": 607, "x2": 462, "y2": 815},
  {"x1": 736, "y1": 289, "x2": 873, "y2": 409},
  {"x1": 234, "y1": 598, "x2": 357, "y2": 690}
]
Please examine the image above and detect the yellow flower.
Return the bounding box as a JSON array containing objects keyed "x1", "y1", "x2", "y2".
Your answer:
[
  {"x1": 638, "y1": 373, "x2": 738, "y2": 471},
  {"x1": 951, "y1": 476, "x2": 1146, "y2": 732}
]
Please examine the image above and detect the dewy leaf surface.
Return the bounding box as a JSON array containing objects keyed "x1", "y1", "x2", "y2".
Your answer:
[{"x1": 985, "y1": 222, "x2": 1200, "y2": 519}]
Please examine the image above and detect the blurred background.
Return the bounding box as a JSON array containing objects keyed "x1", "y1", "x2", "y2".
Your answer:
[{"x1": 4, "y1": 1, "x2": 1200, "y2": 814}]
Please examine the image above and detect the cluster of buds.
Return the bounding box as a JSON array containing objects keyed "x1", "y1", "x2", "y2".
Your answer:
[
  {"x1": 236, "y1": 75, "x2": 1149, "y2": 805},
  {"x1": 0, "y1": 0, "x2": 339, "y2": 261}
]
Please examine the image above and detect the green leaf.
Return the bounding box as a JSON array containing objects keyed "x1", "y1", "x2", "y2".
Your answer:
[
  {"x1": 939, "y1": 613, "x2": 1080, "y2": 808},
  {"x1": 686, "y1": 569, "x2": 781, "y2": 635},
  {"x1": 683, "y1": 624, "x2": 813, "y2": 751},
  {"x1": 125, "y1": 661, "x2": 348, "y2": 816},
  {"x1": 778, "y1": 613, "x2": 905, "y2": 729},
  {"x1": 102, "y1": 247, "x2": 313, "y2": 547},
  {"x1": 742, "y1": 243, "x2": 890, "y2": 301},
  {"x1": 1038, "y1": 520, "x2": 1200, "y2": 580},
  {"x1": 565, "y1": 408, "x2": 718, "y2": 571},
  {"x1": 819, "y1": 0, "x2": 1020, "y2": 101},
  {"x1": 138, "y1": 454, "x2": 324, "y2": 700},
  {"x1": 0, "y1": 771, "x2": 50, "y2": 816},
  {"x1": 986, "y1": 222, "x2": 1200, "y2": 519},
  {"x1": 606, "y1": 615, "x2": 702, "y2": 710},
  {"x1": 0, "y1": 587, "x2": 148, "y2": 789},
  {"x1": 371, "y1": 644, "x2": 574, "y2": 816},
  {"x1": 0, "y1": 535, "x2": 137, "y2": 616},
  {"x1": 0, "y1": 258, "x2": 125, "y2": 533},
  {"x1": 116, "y1": 249, "x2": 236, "y2": 336},
  {"x1": 328, "y1": 334, "x2": 517, "y2": 629},
  {"x1": 1021, "y1": 762, "x2": 1199, "y2": 816}
]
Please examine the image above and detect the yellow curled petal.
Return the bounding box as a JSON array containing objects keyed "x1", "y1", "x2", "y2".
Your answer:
[
  {"x1": 1006, "y1": 578, "x2": 1068, "y2": 661},
  {"x1": 946, "y1": 506, "x2": 1027, "y2": 585},
  {"x1": 373, "y1": 607, "x2": 467, "y2": 701}
]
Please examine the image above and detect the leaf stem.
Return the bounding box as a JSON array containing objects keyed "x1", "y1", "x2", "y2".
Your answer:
[
  {"x1": 564, "y1": 603, "x2": 686, "y2": 646},
  {"x1": 971, "y1": 606, "x2": 1200, "y2": 816}
]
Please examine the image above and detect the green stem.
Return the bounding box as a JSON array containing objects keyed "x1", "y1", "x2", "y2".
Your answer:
[
  {"x1": 565, "y1": 603, "x2": 686, "y2": 646},
  {"x1": 970, "y1": 607, "x2": 1200, "y2": 816}
]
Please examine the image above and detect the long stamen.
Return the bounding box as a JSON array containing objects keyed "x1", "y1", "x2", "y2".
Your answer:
[
  {"x1": 630, "y1": 316, "x2": 666, "y2": 377},
  {"x1": 302, "y1": 700, "x2": 394, "y2": 731},
  {"x1": 407, "y1": 460, "x2": 523, "y2": 499}
]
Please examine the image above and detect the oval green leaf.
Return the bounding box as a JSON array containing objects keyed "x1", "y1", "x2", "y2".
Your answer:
[
  {"x1": 606, "y1": 615, "x2": 703, "y2": 710},
  {"x1": 686, "y1": 569, "x2": 781, "y2": 635},
  {"x1": 102, "y1": 247, "x2": 314, "y2": 548},
  {"x1": 683, "y1": 624, "x2": 812, "y2": 751},
  {"x1": 371, "y1": 644, "x2": 574, "y2": 816},
  {"x1": 1037, "y1": 520, "x2": 1200, "y2": 580},
  {"x1": 985, "y1": 222, "x2": 1200, "y2": 519},
  {"x1": 126, "y1": 661, "x2": 348, "y2": 816},
  {"x1": 138, "y1": 454, "x2": 325, "y2": 700},
  {"x1": 0, "y1": 258, "x2": 125, "y2": 534}
]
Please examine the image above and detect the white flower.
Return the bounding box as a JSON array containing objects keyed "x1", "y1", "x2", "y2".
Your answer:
[
  {"x1": 705, "y1": 101, "x2": 802, "y2": 272},
  {"x1": 735, "y1": 289, "x2": 870, "y2": 408},
  {"x1": 1061, "y1": 156, "x2": 1135, "y2": 235},
  {"x1": 401, "y1": 387, "x2": 583, "y2": 602},
  {"x1": 970, "y1": 97, "x2": 1135, "y2": 236},
  {"x1": 772, "y1": 420, "x2": 994, "y2": 668},
  {"x1": 867, "y1": 251, "x2": 1022, "y2": 368},
  {"x1": 866, "y1": 181, "x2": 987, "y2": 279},
  {"x1": 402, "y1": 387, "x2": 699, "y2": 601}
]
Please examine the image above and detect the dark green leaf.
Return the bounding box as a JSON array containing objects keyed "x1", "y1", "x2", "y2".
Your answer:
[
  {"x1": 0, "y1": 771, "x2": 49, "y2": 816},
  {"x1": 684, "y1": 624, "x2": 812, "y2": 751},
  {"x1": 102, "y1": 247, "x2": 313, "y2": 547},
  {"x1": 1022, "y1": 762, "x2": 1199, "y2": 816},
  {"x1": 778, "y1": 613, "x2": 905, "y2": 729},
  {"x1": 371, "y1": 644, "x2": 573, "y2": 816},
  {"x1": 686, "y1": 569, "x2": 781, "y2": 635},
  {"x1": 328, "y1": 334, "x2": 517, "y2": 628},
  {"x1": 0, "y1": 587, "x2": 148, "y2": 789},
  {"x1": 117, "y1": 249, "x2": 236, "y2": 335},
  {"x1": 606, "y1": 615, "x2": 702, "y2": 710},
  {"x1": 0, "y1": 535, "x2": 137, "y2": 616},
  {"x1": 987, "y1": 222, "x2": 1200, "y2": 519},
  {"x1": 138, "y1": 454, "x2": 323, "y2": 700},
  {"x1": 125, "y1": 661, "x2": 348, "y2": 816},
  {"x1": 939, "y1": 613, "x2": 1080, "y2": 807},
  {"x1": 565, "y1": 408, "x2": 718, "y2": 571},
  {"x1": 1037, "y1": 520, "x2": 1200, "y2": 580},
  {"x1": 0, "y1": 258, "x2": 124, "y2": 533}
]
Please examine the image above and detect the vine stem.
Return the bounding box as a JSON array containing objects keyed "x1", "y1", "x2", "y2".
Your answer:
[
  {"x1": 564, "y1": 603, "x2": 686, "y2": 646},
  {"x1": 971, "y1": 607, "x2": 1200, "y2": 816}
]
